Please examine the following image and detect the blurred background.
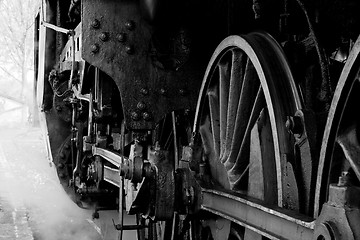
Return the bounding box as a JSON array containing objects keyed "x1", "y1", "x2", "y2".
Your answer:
[{"x1": 0, "y1": 0, "x2": 40, "y2": 127}]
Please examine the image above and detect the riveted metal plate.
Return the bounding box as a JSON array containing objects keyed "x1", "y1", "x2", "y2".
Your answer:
[{"x1": 82, "y1": 0, "x2": 202, "y2": 130}]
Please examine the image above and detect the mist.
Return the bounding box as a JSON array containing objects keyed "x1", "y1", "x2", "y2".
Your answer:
[{"x1": 0, "y1": 126, "x2": 102, "y2": 240}]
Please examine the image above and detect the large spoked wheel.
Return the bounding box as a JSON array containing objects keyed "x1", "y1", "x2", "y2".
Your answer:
[
  {"x1": 193, "y1": 32, "x2": 303, "y2": 238},
  {"x1": 314, "y1": 36, "x2": 360, "y2": 238}
]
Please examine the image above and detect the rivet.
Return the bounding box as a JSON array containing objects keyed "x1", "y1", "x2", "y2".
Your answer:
[
  {"x1": 99, "y1": 32, "x2": 109, "y2": 41},
  {"x1": 91, "y1": 19, "x2": 100, "y2": 29},
  {"x1": 137, "y1": 102, "x2": 146, "y2": 111},
  {"x1": 160, "y1": 88, "x2": 166, "y2": 95},
  {"x1": 131, "y1": 111, "x2": 140, "y2": 121},
  {"x1": 58, "y1": 173, "x2": 66, "y2": 179},
  {"x1": 125, "y1": 45, "x2": 134, "y2": 54},
  {"x1": 56, "y1": 105, "x2": 62, "y2": 112},
  {"x1": 117, "y1": 33, "x2": 126, "y2": 42},
  {"x1": 143, "y1": 112, "x2": 151, "y2": 121},
  {"x1": 140, "y1": 88, "x2": 149, "y2": 95},
  {"x1": 125, "y1": 20, "x2": 135, "y2": 30},
  {"x1": 91, "y1": 44, "x2": 99, "y2": 53},
  {"x1": 57, "y1": 163, "x2": 64, "y2": 169},
  {"x1": 179, "y1": 89, "x2": 186, "y2": 96}
]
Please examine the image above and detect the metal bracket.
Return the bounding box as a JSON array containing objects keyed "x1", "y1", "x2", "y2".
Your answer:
[{"x1": 314, "y1": 184, "x2": 360, "y2": 240}]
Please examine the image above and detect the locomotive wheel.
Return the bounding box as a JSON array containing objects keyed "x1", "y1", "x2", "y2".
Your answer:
[
  {"x1": 314, "y1": 36, "x2": 360, "y2": 238},
  {"x1": 193, "y1": 33, "x2": 303, "y2": 238},
  {"x1": 54, "y1": 135, "x2": 77, "y2": 201}
]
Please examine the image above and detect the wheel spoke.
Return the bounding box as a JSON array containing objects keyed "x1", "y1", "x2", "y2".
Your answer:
[
  {"x1": 219, "y1": 61, "x2": 231, "y2": 158},
  {"x1": 224, "y1": 60, "x2": 260, "y2": 170},
  {"x1": 208, "y1": 87, "x2": 221, "y2": 158},
  {"x1": 222, "y1": 50, "x2": 247, "y2": 163},
  {"x1": 200, "y1": 116, "x2": 215, "y2": 156},
  {"x1": 227, "y1": 86, "x2": 265, "y2": 187}
]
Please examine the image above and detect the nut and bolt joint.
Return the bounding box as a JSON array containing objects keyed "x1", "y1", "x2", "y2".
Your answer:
[
  {"x1": 131, "y1": 111, "x2": 140, "y2": 121},
  {"x1": 117, "y1": 33, "x2": 126, "y2": 43},
  {"x1": 125, "y1": 45, "x2": 134, "y2": 54},
  {"x1": 91, "y1": 19, "x2": 100, "y2": 29},
  {"x1": 99, "y1": 32, "x2": 109, "y2": 41},
  {"x1": 179, "y1": 89, "x2": 186, "y2": 96},
  {"x1": 57, "y1": 163, "x2": 65, "y2": 169},
  {"x1": 140, "y1": 88, "x2": 149, "y2": 95},
  {"x1": 285, "y1": 115, "x2": 303, "y2": 135},
  {"x1": 125, "y1": 20, "x2": 135, "y2": 30},
  {"x1": 91, "y1": 44, "x2": 99, "y2": 53},
  {"x1": 142, "y1": 112, "x2": 151, "y2": 121},
  {"x1": 338, "y1": 171, "x2": 350, "y2": 186},
  {"x1": 137, "y1": 101, "x2": 146, "y2": 111},
  {"x1": 160, "y1": 88, "x2": 166, "y2": 95}
]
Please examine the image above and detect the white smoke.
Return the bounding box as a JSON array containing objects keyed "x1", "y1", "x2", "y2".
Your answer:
[{"x1": 0, "y1": 127, "x2": 101, "y2": 240}]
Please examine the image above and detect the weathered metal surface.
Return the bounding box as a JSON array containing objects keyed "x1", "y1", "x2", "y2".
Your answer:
[
  {"x1": 290, "y1": 109, "x2": 319, "y2": 216},
  {"x1": 201, "y1": 188, "x2": 315, "y2": 240},
  {"x1": 248, "y1": 109, "x2": 277, "y2": 204},
  {"x1": 314, "y1": 184, "x2": 360, "y2": 239},
  {"x1": 147, "y1": 147, "x2": 175, "y2": 220},
  {"x1": 82, "y1": 0, "x2": 203, "y2": 130}
]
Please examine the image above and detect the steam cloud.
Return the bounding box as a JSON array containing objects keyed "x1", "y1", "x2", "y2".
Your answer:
[{"x1": 0, "y1": 127, "x2": 101, "y2": 240}]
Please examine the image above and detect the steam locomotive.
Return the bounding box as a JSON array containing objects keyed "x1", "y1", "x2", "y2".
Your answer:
[{"x1": 35, "y1": 0, "x2": 360, "y2": 239}]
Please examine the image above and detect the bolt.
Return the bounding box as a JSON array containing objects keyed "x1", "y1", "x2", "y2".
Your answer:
[
  {"x1": 125, "y1": 20, "x2": 135, "y2": 30},
  {"x1": 140, "y1": 88, "x2": 149, "y2": 95},
  {"x1": 117, "y1": 33, "x2": 126, "y2": 42},
  {"x1": 59, "y1": 152, "x2": 66, "y2": 159},
  {"x1": 57, "y1": 163, "x2": 64, "y2": 169},
  {"x1": 185, "y1": 187, "x2": 195, "y2": 206},
  {"x1": 142, "y1": 112, "x2": 151, "y2": 121},
  {"x1": 179, "y1": 89, "x2": 186, "y2": 96},
  {"x1": 90, "y1": 19, "x2": 100, "y2": 29},
  {"x1": 91, "y1": 44, "x2": 99, "y2": 53},
  {"x1": 285, "y1": 116, "x2": 303, "y2": 135},
  {"x1": 137, "y1": 101, "x2": 146, "y2": 111},
  {"x1": 131, "y1": 111, "x2": 140, "y2": 121},
  {"x1": 58, "y1": 172, "x2": 66, "y2": 179},
  {"x1": 338, "y1": 171, "x2": 350, "y2": 186},
  {"x1": 125, "y1": 45, "x2": 134, "y2": 54},
  {"x1": 56, "y1": 105, "x2": 62, "y2": 112},
  {"x1": 160, "y1": 88, "x2": 166, "y2": 95},
  {"x1": 99, "y1": 32, "x2": 109, "y2": 41}
]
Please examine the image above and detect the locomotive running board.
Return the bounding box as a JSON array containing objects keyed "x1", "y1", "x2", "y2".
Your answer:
[{"x1": 201, "y1": 188, "x2": 315, "y2": 240}]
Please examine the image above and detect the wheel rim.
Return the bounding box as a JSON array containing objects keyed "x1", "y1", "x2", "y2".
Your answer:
[
  {"x1": 194, "y1": 32, "x2": 302, "y2": 202},
  {"x1": 315, "y1": 36, "x2": 360, "y2": 217}
]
